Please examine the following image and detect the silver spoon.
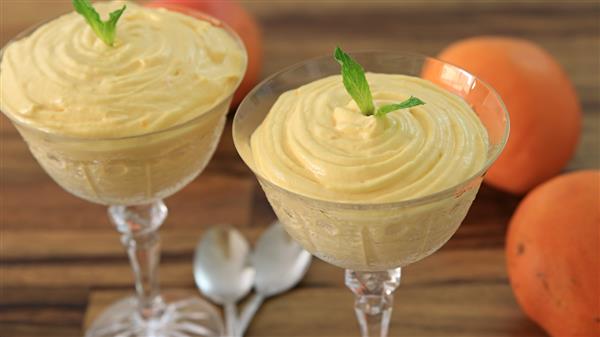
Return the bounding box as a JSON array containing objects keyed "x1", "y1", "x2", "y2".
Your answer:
[
  {"x1": 237, "y1": 222, "x2": 312, "y2": 335},
  {"x1": 194, "y1": 226, "x2": 255, "y2": 337}
]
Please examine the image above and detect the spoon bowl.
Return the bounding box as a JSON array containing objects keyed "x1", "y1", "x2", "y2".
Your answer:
[
  {"x1": 252, "y1": 223, "x2": 312, "y2": 296},
  {"x1": 194, "y1": 226, "x2": 255, "y2": 336},
  {"x1": 238, "y1": 222, "x2": 312, "y2": 335}
]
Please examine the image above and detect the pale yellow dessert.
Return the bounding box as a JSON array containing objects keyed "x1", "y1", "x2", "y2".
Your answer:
[
  {"x1": 247, "y1": 73, "x2": 489, "y2": 270},
  {"x1": 251, "y1": 73, "x2": 488, "y2": 202},
  {"x1": 0, "y1": 1, "x2": 246, "y2": 205}
]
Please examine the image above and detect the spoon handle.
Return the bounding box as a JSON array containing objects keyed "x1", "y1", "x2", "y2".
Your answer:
[
  {"x1": 237, "y1": 294, "x2": 265, "y2": 336},
  {"x1": 225, "y1": 302, "x2": 238, "y2": 337}
]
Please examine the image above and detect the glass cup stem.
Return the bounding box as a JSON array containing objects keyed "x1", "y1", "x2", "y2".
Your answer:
[
  {"x1": 108, "y1": 200, "x2": 168, "y2": 321},
  {"x1": 345, "y1": 268, "x2": 402, "y2": 337}
]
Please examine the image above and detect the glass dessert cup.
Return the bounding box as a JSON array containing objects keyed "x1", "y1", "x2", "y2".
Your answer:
[
  {"x1": 1, "y1": 10, "x2": 247, "y2": 337},
  {"x1": 233, "y1": 52, "x2": 509, "y2": 337}
]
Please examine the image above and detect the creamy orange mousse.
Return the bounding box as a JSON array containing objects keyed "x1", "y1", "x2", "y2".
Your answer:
[
  {"x1": 1, "y1": 1, "x2": 245, "y2": 138},
  {"x1": 250, "y1": 73, "x2": 488, "y2": 202},
  {"x1": 0, "y1": 1, "x2": 246, "y2": 205},
  {"x1": 245, "y1": 73, "x2": 489, "y2": 270}
]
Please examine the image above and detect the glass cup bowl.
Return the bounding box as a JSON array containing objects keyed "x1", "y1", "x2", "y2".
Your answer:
[
  {"x1": 15, "y1": 94, "x2": 230, "y2": 206},
  {"x1": 233, "y1": 51, "x2": 509, "y2": 336}
]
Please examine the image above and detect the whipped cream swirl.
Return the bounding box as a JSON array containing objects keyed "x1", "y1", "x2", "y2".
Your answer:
[
  {"x1": 0, "y1": 1, "x2": 246, "y2": 138},
  {"x1": 250, "y1": 73, "x2": 489, "y2": 202}
]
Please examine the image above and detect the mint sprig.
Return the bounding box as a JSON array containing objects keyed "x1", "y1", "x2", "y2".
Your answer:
[
  {"x1": 72, "y1": 0, "x2": 126, "y2": 47},
  {"x1": 334, "y1": 47, "x2": 375, "y2": 115},
  {"x1": 376, "y1": 96, "x2": 425, "y2": 117},
  {"x1": 334, "y1": 47, "x2": 425, "y2": 117}
]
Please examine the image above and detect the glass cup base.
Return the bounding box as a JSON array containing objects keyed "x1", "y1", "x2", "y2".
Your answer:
[{"x1": 85, "y1": 293, "x2": 224, "y2": 337}]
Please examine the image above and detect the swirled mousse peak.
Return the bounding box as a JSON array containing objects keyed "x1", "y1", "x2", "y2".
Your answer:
[
  {"x1": 0, "y1": 1, "x2": 246, "y2": 138},
  {"x1": 250, "y1": 73, "x2": 489, "y2": 202}
]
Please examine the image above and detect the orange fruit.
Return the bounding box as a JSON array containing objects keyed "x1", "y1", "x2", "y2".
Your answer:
[
  {"x1": 506, "y1": 170, "x2": 600, "y2": 336},
  {"x1": 437, "y1": 36, "x2": 581, "y2": 194},
  {"x1": 148, "y1": 0, "x2": 263, "y2": 106}
]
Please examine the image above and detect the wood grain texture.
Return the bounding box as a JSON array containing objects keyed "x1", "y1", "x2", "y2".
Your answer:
[{"x1": 1, "y1": 1, "x2": 598, "y2": 337}]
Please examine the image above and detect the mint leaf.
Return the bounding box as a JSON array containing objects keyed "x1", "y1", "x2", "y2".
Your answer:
[
  {"x1": 72, "y1": 0, "x2": 126, "y2": 46},
  {"x1": 334, "y1": 47, "x2": 375, "y2": 115},
  {"x1": 376, "y1": 96, "x2": 425, "y2": 116},
  {"x1": 333, "y1": 47, "x2": 425, "y2": 117}
]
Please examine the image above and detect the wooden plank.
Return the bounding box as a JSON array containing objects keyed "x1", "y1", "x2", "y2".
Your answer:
[
  {"x1": 0, "y1": 228, "x2": 260, "y2": 261},
  {"x1": 83, "y1": 284, "x2": 546, "y2": 337},
  {"x1": 1, "y1": 2, "x2": 598, "y2": 102},
  {"x1": 0, "y1": 184, "x2": 516, "y2": 258},
  {"x1": 0, "y1": 324, "x2": 81, "y2": 337},
  {"x1": 0, "y1": 237, "x2": 511, "y2": 291},
  {"x1": 247, "y1": 2, "x2": 600, "y2": 95},
  {"x1": 0, "y1": 171, "x2": 255, "y2": 231},
  {"x1": 0, "y1": 287, "x2": 87, "y2": 337},
  {"x1": 0, "y1": 228, "x2": 261, "y2": 288}
]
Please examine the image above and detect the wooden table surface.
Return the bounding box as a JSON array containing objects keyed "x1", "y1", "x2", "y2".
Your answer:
[{"x1": 1, "y1": 1, "x2": 598, "y2": 337}]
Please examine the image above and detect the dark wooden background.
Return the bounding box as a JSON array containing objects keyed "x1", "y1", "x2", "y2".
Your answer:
[{"x1": 1, "y1": 1, "x2": 598, "y2": 336}]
